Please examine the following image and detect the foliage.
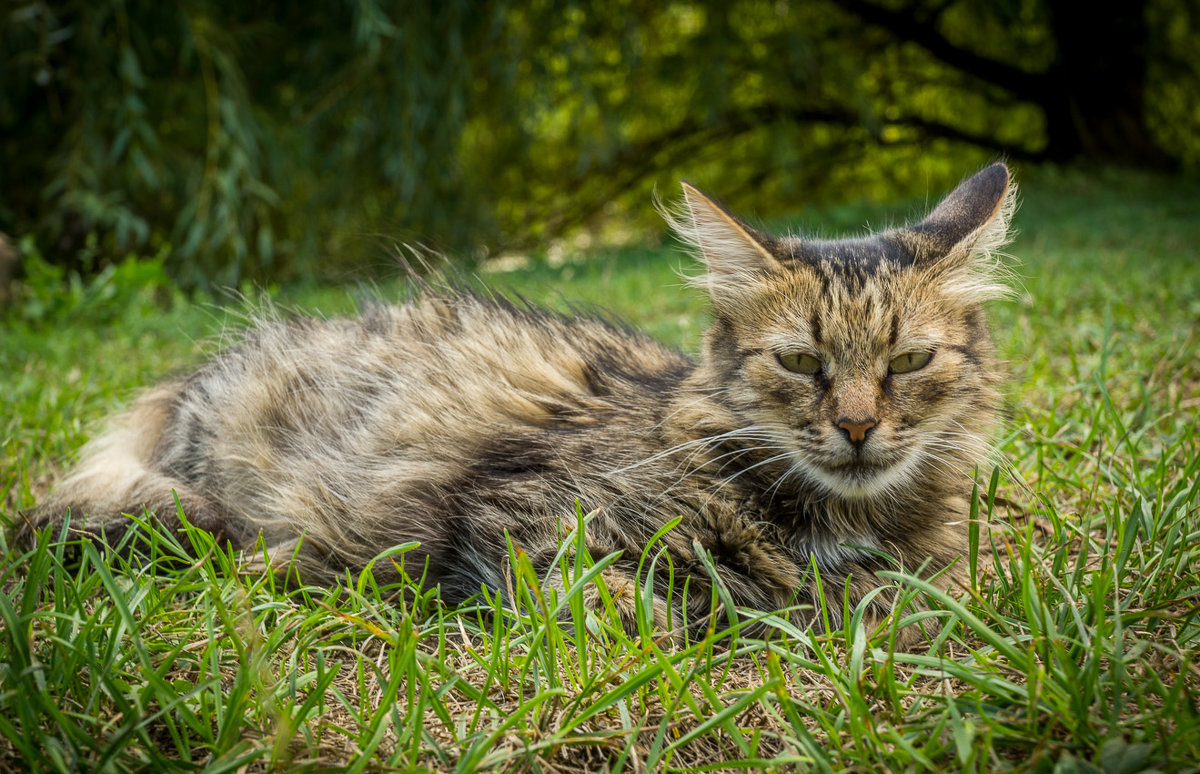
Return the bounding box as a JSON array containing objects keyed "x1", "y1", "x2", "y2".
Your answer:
[
  {"x1": 2, "y1": 0, "x2": 1198, "y2": 290},
  {"x1": 4, "y1": 237, "x2": 175, "y2": 329},
  {"x1": 1, "y1": 167, "x2": 1198, "y2": 772}
]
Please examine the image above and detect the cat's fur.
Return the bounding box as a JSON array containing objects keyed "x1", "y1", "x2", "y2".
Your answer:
[{"x1": 16, "y1": 164, "x2": 1014, "y2": 644}]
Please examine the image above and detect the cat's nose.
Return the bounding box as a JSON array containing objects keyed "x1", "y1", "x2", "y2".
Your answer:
[{"x1": 837, "y1": 417, "x2": 877, "y2": 444}]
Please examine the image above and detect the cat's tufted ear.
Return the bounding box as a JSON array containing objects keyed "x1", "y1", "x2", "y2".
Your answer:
[
  {"x1": 671, "y1": 183, "x2": 784, "y2": 299},
  {"x1": 903, "y1": 163, "x2": 1015, "y2": 300},
  {"x1": 907, "y1": 163, "x2": 1013, "y2": 262}
]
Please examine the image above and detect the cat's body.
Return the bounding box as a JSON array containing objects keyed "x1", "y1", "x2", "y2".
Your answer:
[{"x1": 17, "y1": 164, "x2": 1015, "y2": 642}]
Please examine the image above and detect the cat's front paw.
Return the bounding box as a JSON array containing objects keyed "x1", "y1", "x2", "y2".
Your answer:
[{"x1": 583, "y1": 566, "x2": 677, "y2": 645}]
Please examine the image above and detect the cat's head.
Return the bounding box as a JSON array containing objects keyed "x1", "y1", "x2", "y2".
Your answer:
[{"x1": 671, "y1": 164, "x2": 1014, "y2": 501}]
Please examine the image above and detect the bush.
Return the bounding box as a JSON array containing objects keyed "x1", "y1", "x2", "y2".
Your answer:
[{"x1": 5, "y1": 237, "x2": 176, "y2": 329}]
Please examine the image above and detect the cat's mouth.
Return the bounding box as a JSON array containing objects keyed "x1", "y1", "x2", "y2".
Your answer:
[
  {"x1": 824, "y1": 443, "x2": 894, "y2": 472},
  {"x1": 808, "y1": 449, "x2": 919, "y2": 499},
  {"x1": 825, "y1": 459, "x2": 888, "y2": 481}
]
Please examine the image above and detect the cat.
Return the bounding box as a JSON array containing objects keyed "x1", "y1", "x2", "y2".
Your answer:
[{"x1": 14, "y1": 163, "x2": 1014, "y2": 645}]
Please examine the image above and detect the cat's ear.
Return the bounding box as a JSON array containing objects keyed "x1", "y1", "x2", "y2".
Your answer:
[
  {"x1": 908, "y1": 163, "x2": 1013, "y2": 261},
  {"x1": 669, "y1": 183, "x2": 784, "y2": 299},
  {"x1": 904, "y1": 163, "x2": 1015, "y2": 299}
]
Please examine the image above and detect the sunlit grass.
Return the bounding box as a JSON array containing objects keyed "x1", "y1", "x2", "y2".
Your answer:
[{"x1": 2, "y1": 166, "x2": 1197, "y2": 772}]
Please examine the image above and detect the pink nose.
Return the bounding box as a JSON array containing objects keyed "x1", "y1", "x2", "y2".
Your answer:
[{"x1": 837, "y1": 417, "x2": 877, "y2": 443}]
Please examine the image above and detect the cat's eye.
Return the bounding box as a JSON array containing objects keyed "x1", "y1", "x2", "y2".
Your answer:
[
  {"x1": 889, "y1": 351, "x2": 933, "y2": 374},
  {"x1": 777, "y1": 352, "x2": 822, "y2": 375}
]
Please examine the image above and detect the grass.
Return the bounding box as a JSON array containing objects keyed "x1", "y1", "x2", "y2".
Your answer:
[{"x1": 1, "y1": 165, "x2": 1198, "y2": 773}]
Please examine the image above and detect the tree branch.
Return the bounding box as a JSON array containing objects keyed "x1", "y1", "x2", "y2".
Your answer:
[
  {"x1": 836, "y1": 0, "x2": 1048, "y2": 102},
  {"x1": 509, "y1": 101, "x2": 1046, "y2": 247}
]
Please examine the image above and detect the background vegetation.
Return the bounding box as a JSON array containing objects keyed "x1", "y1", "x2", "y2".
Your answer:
[{"x1": 2, "y1": 0, "x2": 1198, "y2": 290}]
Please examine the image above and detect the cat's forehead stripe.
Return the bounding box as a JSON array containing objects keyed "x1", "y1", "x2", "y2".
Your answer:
[{"x1": 778, "y1": 235, "x2": 913, "y2": 281}]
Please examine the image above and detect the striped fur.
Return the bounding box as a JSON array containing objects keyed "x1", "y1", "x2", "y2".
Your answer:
[{"x1": 17, "y1": 164, "x2": 1015, "y2": 645}]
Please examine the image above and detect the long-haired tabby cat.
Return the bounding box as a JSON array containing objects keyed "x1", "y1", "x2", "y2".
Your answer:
[{"x1": 17, "y1": 164, "x2": 1014, "y2": 645}]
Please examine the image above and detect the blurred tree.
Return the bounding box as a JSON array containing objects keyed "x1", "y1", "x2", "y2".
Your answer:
[
  {"x1": 1, "y1": 0, "x2": 1195, "y2": 289},
  {"x1": 838, "y1": 0, "x2": 1179, "y2": 167},
  {"x1": 0, "y1": 0, "x2": 498, "y2": 289}
]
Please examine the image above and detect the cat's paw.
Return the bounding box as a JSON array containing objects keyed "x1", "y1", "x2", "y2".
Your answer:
[{"x1": 584, "y1": 566, "x2": 676, "y2": 644}]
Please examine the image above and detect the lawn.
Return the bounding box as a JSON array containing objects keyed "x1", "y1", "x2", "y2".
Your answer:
[{"x1": 1, "y1": 166, "x2": 1198, "y2": 773}]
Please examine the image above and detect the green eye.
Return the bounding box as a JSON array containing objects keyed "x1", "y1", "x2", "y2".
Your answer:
[
  {"x1": 777, "y1": 352, "x2": 822, "y2": 375},
  {"x1": 889, "y1": 351, "x2": 933, "y2": 374}
]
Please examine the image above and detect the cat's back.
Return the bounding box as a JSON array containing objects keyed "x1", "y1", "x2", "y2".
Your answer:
[{"x1": 160, "y1": 291, "x2": 694, "y2": 482}]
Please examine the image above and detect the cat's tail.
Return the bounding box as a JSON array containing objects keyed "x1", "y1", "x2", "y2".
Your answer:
[{"x1": 13, "y1": 383, "x2": 231, "y2": 551}]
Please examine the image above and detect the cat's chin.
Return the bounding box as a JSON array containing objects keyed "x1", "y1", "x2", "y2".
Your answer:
[{"x1": 805, "y1": 453, "x2": 922, "y2": 501}]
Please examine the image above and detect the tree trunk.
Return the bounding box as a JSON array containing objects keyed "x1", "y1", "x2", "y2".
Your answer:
[
  {"x1": 1039, "y1": 0, "x2": 1174, "y2": 167},
  {"x1": 839, "y1": 0, "x2": 1177, "y2": 168}
]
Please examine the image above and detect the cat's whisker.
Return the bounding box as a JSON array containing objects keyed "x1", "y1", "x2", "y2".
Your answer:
[
  {"x1": 691, "y1": 451, "x2": 802, "y2": 516},
  {"x1": 925, "y1": 436, "x2": 1014, "y2": 483},
  {"x1": 656, "y1": 442, "x2": 791, "y2": 496},
  {"x1": 939, "y1": 418, "x2": 1009, "y2": 466},
  {"x1": 705, "y1": 450, "x2": 802, "y2": 493},
  {"x1": 608, "y1": 425, "x2": 788, "y2": 475},
  {"x1": 765, "y1": 459, "x2": 814, "y2": 501},
  {"x1": 645, "y1": 389, "x2": 730, "y2": 433},
  {"x1": 702, "y1": 443, "x2": 786, "y2": 469}
]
